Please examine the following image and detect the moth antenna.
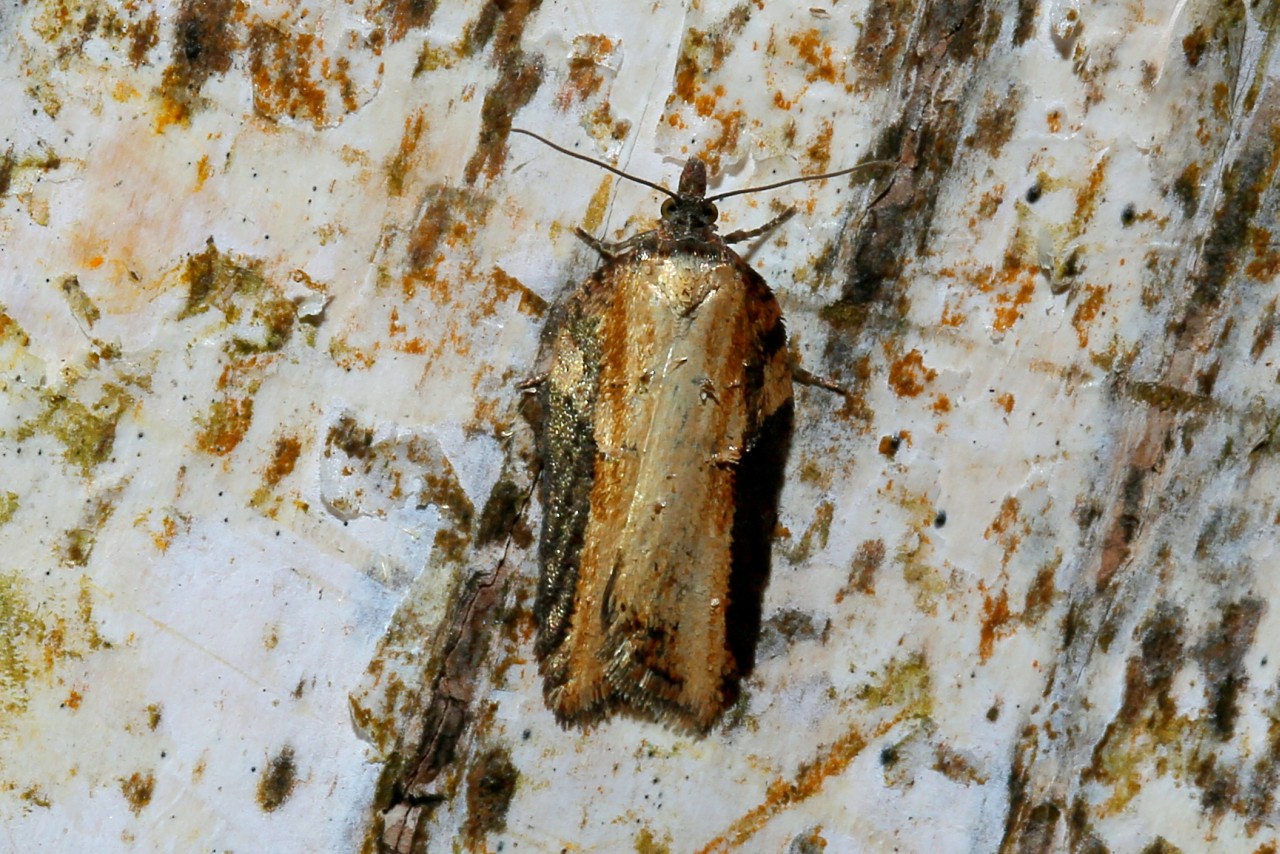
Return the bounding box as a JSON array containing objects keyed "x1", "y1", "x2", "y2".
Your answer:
[
  {"x1": 706, "y1": 159, "x2": 896, "y2": 203},
  {"x1": 511, "y1": 128, "x2": 679, "y2": 201}
]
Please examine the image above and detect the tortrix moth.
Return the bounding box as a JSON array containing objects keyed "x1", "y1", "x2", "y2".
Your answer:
[{"x1": 515, "y1": 129, "x2": 880, "y2": 733}]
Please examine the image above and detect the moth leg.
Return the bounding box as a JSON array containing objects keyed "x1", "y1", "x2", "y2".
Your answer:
[
  {"x1": 518, "y1": 373, "x2": 547, "y2": 391},
  {"x1": 788, "y1": 353, "x2": 849, "y2": 396},
  {"x1": 792, "y1": 362, "x2": 850, "y2": 397},
  {"x1": 722, "y1": 208, "x2": 796, "y2": 244},
  {"x1": 574, "y1": 227, "x2": 647, "y2": 258}
]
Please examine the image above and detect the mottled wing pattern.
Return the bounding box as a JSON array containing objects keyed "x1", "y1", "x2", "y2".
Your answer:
[
  {"x1": 534, "y1": 282, "x2": 604, "y2": 659},
  {"x1": 535, "y1": 235, "x2": 792, "y2": 733}
]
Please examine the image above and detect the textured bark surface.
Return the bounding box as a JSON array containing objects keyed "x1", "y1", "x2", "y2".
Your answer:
[{"x1": 0, "y1": 1, "x2": 1277, "y2": 851}]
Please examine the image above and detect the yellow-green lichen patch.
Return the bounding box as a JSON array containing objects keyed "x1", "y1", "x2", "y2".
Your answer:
[
  {"x1": 195, "y1": 396, "x2": 254, "y2": 457},
  {"x1": 178, "y1": 238, "x2": 265, "y2": 322},
  {"x1": 15, "y1": 383, "x2": 134, "y2": 476},
  {"x1": 179, "y1": 239, "x2": 307, "y2": 356},
  {"x1": 0, "y1": 493, "x2": 18, "y2": 526},
  {"x1": 58, "y1": 485, "x2": 124, "y2": 567},
  {"x1": 0, "y1": 572, "x2": 40, "y2": 717},
  {"x1": 257, "y1": 745, "x2": 298, "y2": 812},
  {"x1": 0, "y1": 307, "x2": 31, "y2": 349},
  {"x1": 857, "y1": 652, "x2": 934, "y2": 720},
  {"x1": 634, "y1": 826, "x2": 673, "y2": 854}
]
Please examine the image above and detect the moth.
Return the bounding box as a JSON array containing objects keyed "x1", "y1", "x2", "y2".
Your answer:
[{"x1": 514, "y1": 129, "x2": 880, "y2": 733}]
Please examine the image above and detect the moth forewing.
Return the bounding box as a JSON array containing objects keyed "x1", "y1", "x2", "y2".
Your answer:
[{"x1": 517, "y1": 130, "x2": 872, "y2": 733}]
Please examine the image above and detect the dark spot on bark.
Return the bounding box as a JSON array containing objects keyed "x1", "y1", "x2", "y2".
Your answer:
[
  {"x1": 463, "y1": 745, "x2": 518, "y2": 845},
  {"x1": 1182, "y1": 25, "x2": 1208, "y2": 67},
  {"x1": 1195, "y1": 597, "x2": 1264, "y2": 739},
  {"x1": 1012, "y1": 0, "x2": 1039, "y2": 46},
  {"x1": 476, "y1": 477, "x2": 527, "y2": 547},
  {"x1": 257, "y1": 745, "x2": 298, "y2": 812},
  {"x1": 326, "y1": 413, "x2": 374, "y2": 460},
  {"x1": 1171, "y1": 161, "x2": 1200, "y2": 217},
  {"x1": 1187, "y1": 145, "x2": 1272, "y2": 311}
]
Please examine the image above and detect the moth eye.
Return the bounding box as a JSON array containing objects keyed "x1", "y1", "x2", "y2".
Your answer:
[
  {"x1": 699, "y1": 202, "x2": 718, "y2": 225},
  {"x1": 661, "y1": 198, "x2": 676, "y2": 219}
]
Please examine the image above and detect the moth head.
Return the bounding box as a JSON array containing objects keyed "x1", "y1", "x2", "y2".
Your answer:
[{"x1": 660, "y1": 158, "x2": 718, "y2": 230}]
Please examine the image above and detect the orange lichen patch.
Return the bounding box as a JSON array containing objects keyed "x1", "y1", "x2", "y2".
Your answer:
[
  {"x1": 836, "y1": 538, "x2": 885, "y2": 601},
  {"x1": 995, "y1": 392, "x2": 1015, "y2": 414},
  {"x1": 789, "y1": 29, "x2": 838, "y2": 84},
  {"x1": 192, "y1": 153, "x2": 214, "y2": 191},
  {"x1": 386, "y1": 112, "x2": 427, "y2": 196},
  {"x1": 387, "y1": 306, "x2": 406, "y2": 337},
  {"x1": 86, "y1": 255, "x2": 105, "y2": 270},
  {"x1": 489, "y1": 268, "x2": 548, "y2": 318},
  {"x1": 196, "y1": 397, "x2": 254, "y2": 456},
  {"x1": 1246, "y1": 227, "x2": 1280, "y2": 281},
  {"x1": 556, "y1": 34, "x2": 615, "y2": 110},
  {"x1": 64, "y1": 689, "x2": 83, "y2": 710},
  {"x1": 939, "y1": 301, "x2": 966, "y2": 327},
  {"x1": 699, "y1": 657, "x2": 928, "y2": 852},
  {"x1": 1046, "y1": 109, "x2": 1063, "y2": 133},
  {"x1": 1071, "y1": 284, "x2": 1108, "y2": 347},
  {"x1": 979, "y1": 587, "x2": 1013, "y2": 661},
  {"x1": 248, "y1": 24, "x2": 349, "y2": 127},
  {"x1": 805, "y1": 123, "x2": 834, "y2": 173},
  {"x1": 148, "y1": 510, "x2": 191, "y2": 553},
  {"x1": 931, "y1": 394, "x2": 951, "y2": 414},
  {"x1": 666, "y1": 9, "x2": 749, "y2": 121},
  {"x1": 262, "y1": 436, "x2": 301, "y2": 488},
  {"x1": 984, "y1": 496, "x2": 1023, "y2": 568},
  {"x1": 120, "y1": 771, "x2": 155, "y2": 816},
  {"x1": 887, "y1": 349, "x2": 936, "y2": 398},
  {"x1": 1072, "y1": 155, "x2": 1110, "y2": 232},
  {"x1": 973, "y1": 183, "x2": 1005, "y2": 224},
  {"x1": 992, "y1": 275, "x2": 1035, "y2": 333}
]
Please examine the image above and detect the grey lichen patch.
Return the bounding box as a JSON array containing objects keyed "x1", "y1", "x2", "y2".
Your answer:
[
  {"x1": 321, "y1": 413, "x2": 474, "y2": 564},
  {"x1": 15, "y1": 383, "x2": 134, "y2": 476},
  {"x1": 257, "y1": 745, "x2": 298, "y2": 812},
  {"x1": 785, "y1": 500, "x2": 834, "y2": 563},
  {"x1": 756, "y1": 608, "x2": 830, "y2": 661},
  {"x1": 59, "y1": 276, "x2": 100, "y2": 329}
]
